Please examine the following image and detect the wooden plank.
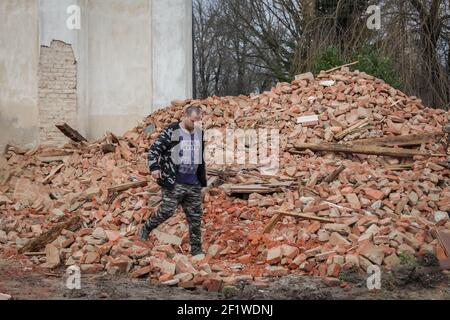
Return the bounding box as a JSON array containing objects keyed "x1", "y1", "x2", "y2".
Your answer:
[
  {"x1": 335, "y1": 119, "x2": 370, "y2": 140},
  {"x1": 107, "y1": 131, "x2": 120, "y2": 144},
  {"x1": 56, "y1": 123, "x2": 88, "y2": 143},
  {"x1": 323, "y1": 165, "x2": 345, "y2": 183},
  {"x1": 37, "y1": 155, "x2": 70, "y2": 163},
  {"x1": 42, "y1": 164, "x2": 65, "y2": 184},
  {"x1": 207, "y1": 168, "x2": 239, "y2": 177},
  {"x1": 352, "y1": 132, "x2": 444, "y2": 147},
  {"x1": 107, "y1": 181, "x2": 148, "y2": 194},
  {"x1": 206, "y1": 176, "x2": 222, "y2": 188},
  {"x1": 38, "y1": 150, "x2": 73, "y2": 157},
  {"x1": 263, "y1": 212, "x2": 283, "y2": 234},
  {"x1": 222, "y1": 183, "x2": 286, "y2": 194},
  {"x1": 385, "y1": 164, "x2": 414, "y2": 171},
  {"x1": 292, "y1": 143, "x2": 445, "y2": 158},
  {"x1": 264, "y1": 210, "x2": 335, "y2": 234},
  {"x1": 43, "y1": 272, "x2": 61, "y2": 278},
  {"x1": 276, "y1": 211, "x2": 335, "y2": 223},
  {"x1": 230, "y1": 189, "x2": 281, "y2": 194},
  {"x1": 19, "y1": 215, "x2": 82, "y2": 254},
  {"x1": 436, "y1": 230, "x2": 450, "y2": 257},
  {"x1": 324, "y1": 61, "x2": 359, "y2": 73},
  {"x1": 119, "y1": 140, "x2": 133, "y2": 161},
  {"x1": 69, "y1": 200, "x2": 87, "y2": 213},
  {"x1": 23, "y1": 252, "x2": 46, "y2": 256}
]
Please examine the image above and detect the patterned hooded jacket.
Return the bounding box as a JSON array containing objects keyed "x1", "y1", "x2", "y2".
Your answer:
[{"x1": 148, "y1": 122, "x2": 207, "y2": 190}]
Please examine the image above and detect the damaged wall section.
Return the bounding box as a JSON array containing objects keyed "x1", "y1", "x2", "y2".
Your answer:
[
  {"x1": 1, "y1": 0, "x2": 193, "y2": 152},
  {"x1": 38, "y1": 40, "x2": 78, "y2": 146}
]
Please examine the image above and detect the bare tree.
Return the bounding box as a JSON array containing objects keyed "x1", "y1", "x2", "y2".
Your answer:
[
  {"x1": 194, "y1": 0, "x2": 222, "y2": 98},
  {"x1": 407, "y1": 0, "x2": 450, "y2": 106},
  {"x1": 194, "y1": 0, "x2": 450, "y2": 108}
]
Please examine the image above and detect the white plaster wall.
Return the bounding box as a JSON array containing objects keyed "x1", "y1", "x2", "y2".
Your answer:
[
  {"x1": 39, "y1": 0, "x2": 153, "y2": 139},
  {"x1": 87, "y1": 0, "x2": 152, "y2": 139},
  {"x1": 0, "y1": 0, "x2": 40, "y2": 152},
  {"x1": 39, "y1": 0, "x2": 81, "y2": 59},
  {"x1": 152, "y1": 0, "x2": 193, "y2": 109}
]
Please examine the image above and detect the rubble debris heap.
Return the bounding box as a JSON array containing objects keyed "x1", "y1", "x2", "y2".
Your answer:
[{"x1": 1, "y1": 68, "x2": 449, "y2": 291}]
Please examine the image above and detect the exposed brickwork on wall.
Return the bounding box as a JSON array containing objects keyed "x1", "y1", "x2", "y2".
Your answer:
[{"x1": 38, "y1": 40, "x2": 77, "y2": 146}]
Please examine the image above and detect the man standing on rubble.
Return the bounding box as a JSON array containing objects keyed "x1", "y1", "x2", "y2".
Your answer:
[{"x1": 140, "y1": 105, "x2": 207, "y2": 256}]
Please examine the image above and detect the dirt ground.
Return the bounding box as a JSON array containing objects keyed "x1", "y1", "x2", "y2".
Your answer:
[{"x1": 1, "y1": 255, "x2": 449, "y2": 300}]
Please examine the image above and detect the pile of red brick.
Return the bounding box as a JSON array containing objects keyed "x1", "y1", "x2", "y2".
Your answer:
[{"x1": 0, "y1": 68, "x2": 449, "y2": 291}]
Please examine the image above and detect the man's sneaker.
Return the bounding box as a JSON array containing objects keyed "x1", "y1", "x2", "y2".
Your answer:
[{"x1": 140, "y1": 226, "x2": 150, "y2": 241}]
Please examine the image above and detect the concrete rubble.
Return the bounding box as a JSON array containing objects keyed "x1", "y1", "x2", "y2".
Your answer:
[{"x1": 0, "y1": 68, "x2": 449, "y2": 291}]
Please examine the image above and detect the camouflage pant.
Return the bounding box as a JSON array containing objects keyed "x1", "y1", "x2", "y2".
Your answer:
[{"x1": 144, "y1": 183, "x2": 203, "y2": 254}]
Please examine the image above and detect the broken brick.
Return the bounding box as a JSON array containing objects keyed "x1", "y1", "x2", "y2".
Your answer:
[
  {"x1": 267, "y1": 266, "x2": 288, "y2": 277},
  {"x1": 359, "y1": 242, "x2": 385, "y2": 266},
  {"x1": 345, "y1": 193, "x2": 361, "y2": 210},
  {"x1": 267, "y1": 246, "x2": 282, "y2": 265},
  {"x1": 175, "y1": 255, "x2": 198, "y2": 274},
  {"x1": 43, "y1": 244, "x2": 60, "y2": 269},
  {"x1": 364, "y1": 188, "x2": 385, "y2": 201},
  {"x1": 203, "y1": 278, "x2": 224, "y2": 292},
  {"x1": 281, "y1": 245, "x2": 299, "y2": 259},
  {"x1": 84, "y1": 251, "x2": 100, "y2": 264},
  {"x1": 329, "y1": 232, "x2": 351, "y2": 248}
]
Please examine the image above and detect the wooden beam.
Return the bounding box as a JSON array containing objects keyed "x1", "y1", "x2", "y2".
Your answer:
[
  {"x1": 352, "y1": 132, "x2": 444, "y2": 147},
  {"x1": 42, "y1": 164, "x2": 65, "y2": 184},
  {"x1": 222, "y1": 183, "x2": 288, "y2": 194},
  {"x1": 263, "y1": 212, "x2": 283, "y2": 234},
  {"x1": 276, "y1": 211, "x2": 335, "y2": 223},
  {"x1": 37, "y1": 155, "x2": 71, "y2": 163},
  {"x1": 292, "y1": 143, "x2": 445, "y2": 158},
  {"x1": 324, "y1": 61, "x2": 359, "y2": 73},
  {"x1": 107, "y1": 181, "x2": 148, "y2": 194},
  {"x1": 335, "y1": 119, "x2": 370, "y2": 140},
  {"x1": 118, "y1": 140, "x2": 133, "y2": 161},
  {"x1": 23, "y1": 252, "x2": 46, "y2": 256},
  {"x1": 263, "y1": 209, "x2": 336, "y2": 234},
  {"x1": 323, "y1": 165, "x2": 345, "y2": 183},
  {"x1": 56, "y1": 123, "x2": 88, "y2": 143},
  {"x1": 385, "y1": 164, "x2": 414, "y2": 171},
  {"x1": 19, "y1": 215, "x2": 81, "y2": 254}
]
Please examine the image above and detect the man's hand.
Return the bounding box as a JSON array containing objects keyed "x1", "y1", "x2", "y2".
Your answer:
[{"x1": 151, "y1": 170, "x2": 161, "y2": 181}]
